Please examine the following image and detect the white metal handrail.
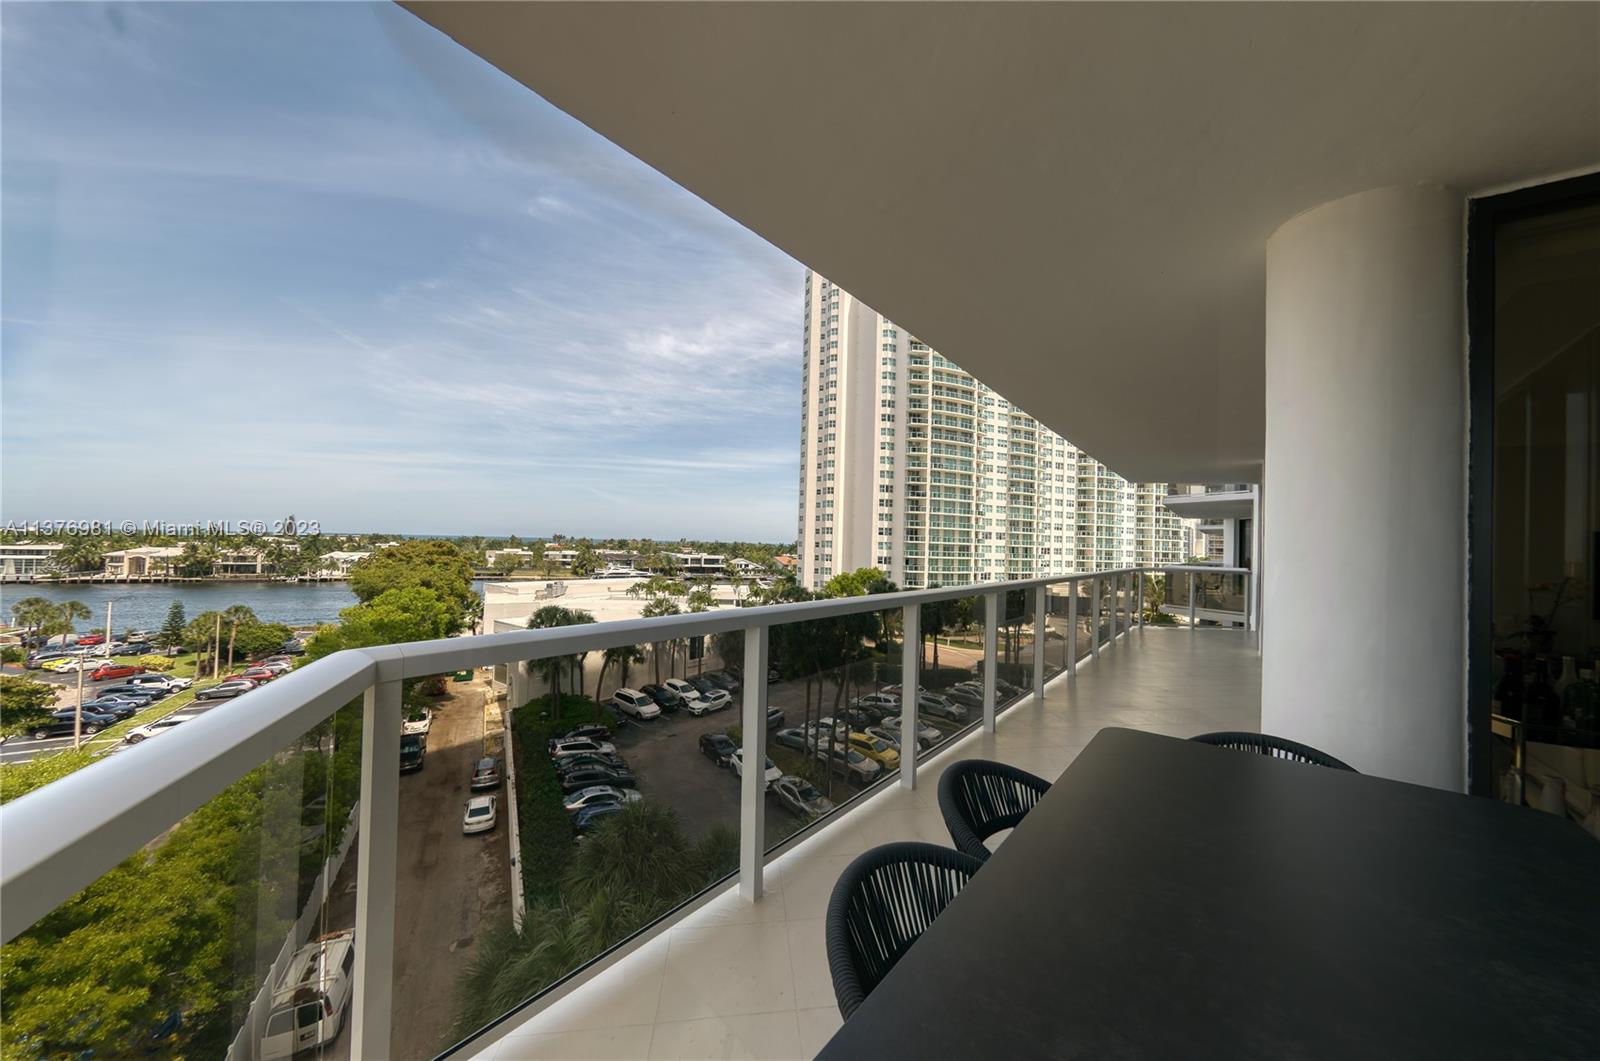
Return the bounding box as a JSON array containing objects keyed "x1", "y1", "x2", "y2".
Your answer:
[{"x1": 0, "y1": 563, "x2": 1235, "y2": 1058}]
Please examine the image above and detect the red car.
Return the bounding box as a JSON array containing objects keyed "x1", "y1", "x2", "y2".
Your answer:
[
  {"x1": 91, "y1": 663, "x2": 146, "y2": 682},
  {"x1": 232, "y1": 668, "x2": 276, "y2": 684},
  {"x1": 76, "y1": 634, "x2": 106, "y2": 647}
]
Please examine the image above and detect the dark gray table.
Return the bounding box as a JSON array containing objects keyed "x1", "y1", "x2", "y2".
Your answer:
[{"x1": 819, "y1": 727, "x2": 1600, "y2": 1059}]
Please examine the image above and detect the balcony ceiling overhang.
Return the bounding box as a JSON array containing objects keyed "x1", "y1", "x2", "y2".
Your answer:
[
  {"x1": 401, "y1": 2, "x2": 1600, "y2": 483},
  {"x1": 1163, "y1": 493, "x2": 1254, "y2": 522}
]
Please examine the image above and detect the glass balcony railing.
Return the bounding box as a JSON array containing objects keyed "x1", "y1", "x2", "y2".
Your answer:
[
  {"x1": 1162, "y1": 566, "x2": 1252, "y2": 624},
  {"x1": 0, "y1": 565, "x2": 1232, "y2": 1058}
]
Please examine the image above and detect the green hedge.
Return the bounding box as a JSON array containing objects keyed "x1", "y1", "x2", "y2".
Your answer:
[{"x1": 508, "y1": 695, "x2": 612, "y2": 903}]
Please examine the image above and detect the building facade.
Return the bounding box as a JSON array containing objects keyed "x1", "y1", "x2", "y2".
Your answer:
[{"x1": 798, "y1": 272, "x2": 1194, "y2": 589}]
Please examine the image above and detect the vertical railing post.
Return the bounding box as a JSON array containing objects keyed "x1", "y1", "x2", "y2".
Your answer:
[
  {"x1": 509, "y1": 660, "x2": 528, "y2": 710},
  {"x1": 739, "y1": 623, "x2": 769, "y2": 902},
  {"x1": 1188, "y1": 571, "x2": 1197, "y2": 627},
  {"x1": 1032, "y1": 585, "x2": 1047, "y2": 701},
  {"x1": 1111, "y1": 572, "x2": 1121, "y2": 645},
  {"x1": 1137, "y1": 570, "x2": 1145, "y2": 629},
  {"x1": 982, "y1": 591, "x2": 999, "y2": 732},
  {"x1": 1066, "y1": 581, "x2": 1078, "y2": 677},
  {"x1": 353, "y1": 673, "x2": 401, "y2": 1060},
  {"x1": 1090, "y1": 576, "x2": 1101, "y2": 658},
  {"x1": 900, "y1": 604, "x2": 920, "y2": 789}
]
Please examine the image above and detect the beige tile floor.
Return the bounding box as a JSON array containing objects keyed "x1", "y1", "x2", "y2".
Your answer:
[{"x1": 469, "y1": 627, "x2": 1261, "y2": 1060}]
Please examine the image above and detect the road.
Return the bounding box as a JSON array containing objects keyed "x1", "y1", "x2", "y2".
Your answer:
[{"x1": 390, "y1": 676, "x2": 510, "y2": 1061}]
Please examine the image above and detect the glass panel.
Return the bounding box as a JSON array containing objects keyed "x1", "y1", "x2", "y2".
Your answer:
[
  {"x1": 994, "y1": 588, "x2": 1033, "y2": 708},
  {"x1": 919, "y1": 594, "x2": 984, "y2": 746},
  {"x1": 0, "y1": 700, "x2": 362, "y2": 1060},
  {"x1": 1489, "y1": 199, "x2": 1600, "y2": 820},
  {"x1": 765, "y1": 607, "x2": 902, "y2": 851},
  {"x1": 1043, "y1": 582, "x2": 1074, "y2": 675},
  {"x1": 456, "y1": 637, "x2": 741, "y2": 1051}
]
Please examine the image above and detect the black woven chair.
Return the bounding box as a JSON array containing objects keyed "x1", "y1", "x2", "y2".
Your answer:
[
  {"x1": 1189, "y1": 731, "x2": 1357, "y2": 771},
  {"x1": 937, "y1": 758, "x2": 1052, "y2": 863},
  {"x1": 826, "y1": 841, "x2": 982, "y2": 1019}
]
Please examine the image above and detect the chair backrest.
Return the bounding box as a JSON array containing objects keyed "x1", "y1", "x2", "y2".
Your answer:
[
  {"x1": 937, "y1": 758, "x2": 1052, "y2": 862},
  {"x1": 826, "y1": 842, "x2": 982, "y2": 1019},
  {"x1": 1189, "y1": 731, "x2": 1357, "y2": 771}
]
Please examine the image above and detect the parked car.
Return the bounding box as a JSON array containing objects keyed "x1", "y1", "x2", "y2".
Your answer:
[
  {"x1": 549, "y1": 736, "x2": 618, "y2": 759},
  {"x1": 125, "y1": 713, "x2": 199, "y2": 744},
  {"x1": 469, "y1": 756, "x2": 502, "y2": 791},
  {"x1": 662, "y1": 678, "x2": 702, "y2": 704},
  {"x1": 926, "y1": 691, "x2": 973, "y2": 719},
  {"x1": 563, "y1": 784, "x2": 642, "y2": 814},
  {"x1": 848, "y1": 731, "x2": 901, "y2": 769},
  {"x1": 853, "y1": 691, "x2": 901, "y2": 716},
  {"x1": 815, "y1": 738, "x2": 884, "y2": 784},
  {"x1": 765, "y1": 706, "x2": 786, "y2": 730},
  {"x1": 699, "y1": 732, "x2": 737, "y2": 766},
  {"x1": 76, "y1": 634, "x2": 106, "y2": 646},
  {"x1": 610, "y1": 688, "x2": 661, "y2": 720},
  {"x1": 688, "y1": 688, "x2": 732, "y2": 716},
  {"x1": 731, "y1": 748, "x2": 784, "y2": 788},
  {"x1": 25, "y1": 649, "x2": 73, "y2": 668},
  {"x1": 260, "y1": 929, "x2": 354, "y2": 1060},
  {"x1": 688, "y1": 676, "x2": 719, "y2": 697},
  {"x1": 572, "y1": 802, "x2": 625, "y2": 836},
  {"x1": 399, "y1": 733, "x2": 425, "y2": 772},
  {"x1": 771, "y1": 775, "x2": 834, "y2": 817},
  {"x1": 280, "y1": 638, "x2": 307, "y2": 655},
  {"x1": 115, "y1": 641, "x2": 154, "y2": 656},
  {"x1": 403, "y1": 708, "x2": 432, "y2": 736},
  {"x1": 639, "y1": 683, "x2": 683, "y2": 713},
  {"x1": 255, "y1": 660, "x2": 293, "y2": 676},
  {"x1": 705, "y1": 671, "x2": 741, "y2": 694},
  {"x1": 195, "y1": 679, "x2": 257, "y2": 701},
  {"x1": 556, "y1": 723, "x2": 613, "y2": 743},
  {"x1": 91, "y1": 685, "x2": 162, "y2": 702},
  {"x1": 463, "y1": 795, "x2": 498, "y2": 834},
  {"x1": 774, "y1": 727, "x2": 810, "y2": 752},
  {"x1": 127, "y1": 673, "x2": 194, "y2": 690},
  {"x1": 31, "y1": 709, "x2": 118, "y2": 740},
  {"x1": 79, "y1": 700, "x2": 140, "y2": 720},
  {"x1": 232, "y1": 667, "x2": 277, "y2": 684},
  {"x1": 52, "y1": 657, "x2": 112, "y2": 674},
  {"x1": 559, "y1": 766, "x2": 637, "y2": 793},
  {"x1": 554, "y1": 752, "x2": 629, "y2": 775}
]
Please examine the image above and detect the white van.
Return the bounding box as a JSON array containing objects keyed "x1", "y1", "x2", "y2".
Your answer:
[
  {"x1": 610, "y1": 688, "x2": 661, "y2": 720},
  {"x1": 261, "y1": 929, "x2": 355, "y2": 1059}
]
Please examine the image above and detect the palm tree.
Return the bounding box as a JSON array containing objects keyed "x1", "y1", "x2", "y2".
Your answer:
[
  {"x1": 640, "y1": 596, "x2": 681, "y2": 684},
  {"x1": 57, "y1": 538, "x2": 103, "y2": 574},
  {"x1": 593, "y1": 643, "x2": 646, "y2": 701},
  {"x1": 9, "y1": 597, "x2": 54, "y2": 642},
  {"x1": 527, "y1": 606, "x2": 596, "y2": 712}
]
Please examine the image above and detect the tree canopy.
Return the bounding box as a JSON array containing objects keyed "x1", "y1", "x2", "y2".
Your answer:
[{"x1": 348, "y1": 541, "x2": 478, "y2": 634}]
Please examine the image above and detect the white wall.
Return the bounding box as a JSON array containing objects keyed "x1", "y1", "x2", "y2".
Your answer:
[{"x1": 1262, "y1": 184, "x2": 1465, "y2": 790}]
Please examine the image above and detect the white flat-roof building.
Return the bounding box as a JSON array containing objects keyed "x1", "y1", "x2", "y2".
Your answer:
[
  {"x1": 0, "y1": 542, "x2": 65, "y2": 579},
  {"x1": 101, "y1": 546, "x2": 185, "y2": 578}
]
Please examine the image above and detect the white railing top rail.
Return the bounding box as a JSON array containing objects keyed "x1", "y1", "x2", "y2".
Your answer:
[{"x1": 0, "y1": 564, "x2": 1173, "y2": 942}]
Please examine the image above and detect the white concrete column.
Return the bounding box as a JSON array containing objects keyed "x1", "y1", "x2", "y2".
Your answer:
[
  {"x1": 899, "y1": 604, "x2": 920, "y2": 789},
  {"x1": 738, "y1": 624, "x2": 769, "y2": 901},
  {"x1": 1263, "y1": 183, "x2": 1465, "y2": 790}
]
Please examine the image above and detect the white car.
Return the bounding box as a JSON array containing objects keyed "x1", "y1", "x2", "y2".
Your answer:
[
  {"x1": 771, "y1": 775, "x2": 835, "y2": 817},
  {"x1": 549, "y1": 737, "x2": 618, "y2": 759},
  {"x1": 564, "y1": 785, "x2": 643, "y2": 813},
  {"x1": 463, "y1": 795, "x2": 498, "y2": 834},
  {"x1": 853, "y1": 692, "x2": 901, "y2": 714},
  {"x1": 403, "y1": 709, "x2": 432, "y2": 736},
  {"x1": 610, "y1": 688, "x2": 661, "y2": 720},
  {"x1": 687, "y1": 688, "x2": 732, "y2": 716},
  {"x1": 123, "y1": 713, "x2": 199, "y2": 745},
  {"x1": 663, "y1": 678, "x2": 702, "y2": 703},
  {"x1": 730, "y1": 748, "x2": 784, "y2": 788},
  {"x1": 261, "y1": 929, "x2": 354, "y2": 1060},
  {"x1": 127, "y1": 674, "x2": 193, "y2": 691},
  {"x1": 53, "y1": 658, "x2": 109, "y2": 673},
  {"x1": 256, "y1": 660, "x2": 294, "y2": 676}
]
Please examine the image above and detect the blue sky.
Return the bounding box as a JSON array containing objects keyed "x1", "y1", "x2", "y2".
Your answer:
[{"x1": 1, "y1": 2, "x2": 804, "y2": 541}]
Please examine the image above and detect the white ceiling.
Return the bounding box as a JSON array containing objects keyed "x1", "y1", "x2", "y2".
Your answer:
[{"x1": 402, "y1": 2, "x2": 1600, "y2": 482}]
